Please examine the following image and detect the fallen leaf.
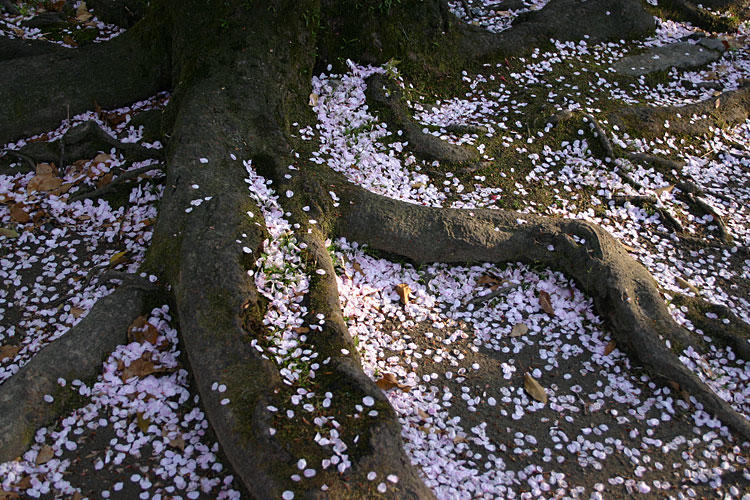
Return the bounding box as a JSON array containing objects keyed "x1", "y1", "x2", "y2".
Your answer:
[
  {"x1": 9, "y1": 204, "x2": 30, "y2": 223},
  {"x1": 72, "y1": 493, "x2": 83, "y2": 500},
  {"x1": 35, "y1": 163, "x2": 56, "y2": 176},
  {"x1": 293, "y1": 326, "x2": 310, "y2": 334},
  {"x1": 411, "y1": 182, "x2": 425, "y2": 189},
  {"x1": 0, "y1": 228, "x2": 20, "y2": 238},
  {"x1": 97, "y1": 172, "x2": 113, "y2": 189},
  {"x1": 417, "y1": 408, "x2": 430, "y2": 420},
  {"x1": 128, "y1": 316, "x2": 159, "y2": 344},
  {"x1": 0, "y1": 345, "x2": 21, "y2": 362},
  {"x1": 675, "y1": 276, "x2": 700, "y2": 295},
  {"x1": 76, "y1": 2, "x2": 92, "y2": 22},
  {"x1": 62, "y1": 35, "x2": 77, "y2": 47},
  {"x1": 308, "y1": 93, "x2": 319, "y2": 106},
  {"x1": 603, "y1": 340, "x2": 616, "y2": 356},
  {"x1": 27, "y1": 174, "x2": 62, "y2": 193},
  {"x1": 654, "y1": 184, "x2": 674, "y2": 196},
  {"x1": 668, "y1": 380, "x2": 680, "y2": 391},
  {"x1": 352, "y1": 261, "x2": 364, "y2": 277},
  {"x1": 476, "y1": 274, "x2": 503, "y2": 287},
  {"x1": 375, "y1": 372, "x2": 411, "y2": 392},
  {"x1": 120, "y1": 357, "x2": 159, "y2": 381},
  {"x1": 538, "y1": 290, "x2": 555, "y2": 316},
  {"x1": 169, "y1": 436, "x2": 185, "y2": 450},
  {"x1": 35, "y1": 445, "x2": 55, "y2": 465},
  {"x1": 395, "y1": 283, "x2": 411, "y2": 305},
  {"x1": 14, "y1": 476, "x2": 31, "y2": 490},
  {"x1": 510, "y1": 323, "x2": 528, "y2": 338},
  {"x1": 92, "y1": 153, "x2": 112, "y2": 167},
  {"x1": 136, "y1": 412, "x2": 150, "y2": 433},
  {"x1": 109, "y1": 250, "x2": 128, "y2": 266},
  {"x1": 70, "y1": 307, "x2": 85, "y2": 318},
  {"x1": 524, "y1": 373, "x2": 548, "y2": 404},
  {"x1": 49, "y1": 0, "x2": 66, "y2": 11},
  {"x1": 452, "y1": 435, "x2": 467, "y2": 444}
]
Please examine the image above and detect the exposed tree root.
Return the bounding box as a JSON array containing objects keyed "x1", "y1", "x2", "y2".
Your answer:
[
  {"x1": 672, "y1": 294, "x2": 750, "y2": 362},
  {"x1": 13, "y1": 120, "x2": 164, "y2": 171},
  {"x1": 612, "y1": 194, "x2": 685, "y2": 233},
  {"x1": 309, "y1": 166, "x2": 750, "y2": 440},
  {"x1": 0, "y1": 36, "x2": 66, "y2": 61},
  {"x1": 365, "y1": 74, "x2": 480, "y2": 171},
  {"x1": 0, "y1": 21, "x2": 170, "y2": 144},
  {"x1": 658, "y1": 0, "x2": 737, "y2": 32},
  {"x1": 609, "y1": 86, "x2": 750, "y2": 139},
  {"x1": 0, "y1": 286, "x2": 146, "y2": 462}
]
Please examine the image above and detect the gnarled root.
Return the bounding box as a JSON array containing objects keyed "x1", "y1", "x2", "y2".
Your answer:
[{"x1": 315, "y1": 168, "x2": 750, "y2": 440}]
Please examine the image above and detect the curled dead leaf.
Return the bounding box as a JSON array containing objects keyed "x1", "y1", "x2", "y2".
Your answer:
[
  {"x1": 308, "y1": 93, "x2": 319, "y2": 106},
  {"x1": 70, "y1": 307, "x2": 85, "y2": 319},
  {"x1": 92, "y1": 153, "x2": 112, "y2": 167},
  {"x1": 97, "y1": 172, "x2": 114, "y2": 189},
  {"x1": 417, "y1": 408, "x2": 430, "y2": 420},
  {"x1": 510, "y1": 323, "x2": 528, "y2": 338},
  {"x1": 75, "y1": 2, "x2": 92, "y2": 22},
  {"x1": 524, "y1": 373, "x2": 548, "y2": 404},
  {"x1": 538, "y1": 290, "x2": 555, "y2": 316},
  {"x1": 293, "y1": 326, "x2": 310, "y2": 334},
  {"x1": 352, "y1": 261, "x2": 364, "y2": 277},
  {"x1": 395, "y1": 283, "x2": 411, "y2": 305},
  {"x1": 169, "y1": 436, "x2": 185, "y2": 450}
]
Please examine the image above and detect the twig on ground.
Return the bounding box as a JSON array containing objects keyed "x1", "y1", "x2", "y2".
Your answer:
[{"x1": 69, "y1": 164, "x2": 163, "y2": 202}]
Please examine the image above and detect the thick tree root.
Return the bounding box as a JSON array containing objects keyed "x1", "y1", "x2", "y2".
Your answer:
[
  {"x1": 0, "y1": 286, "x2": 145, "y2": 462},
  {"x1": 365, "y1": 74, "x2": 479, "y2": 170},
  {"x1": 0, "y1": 20, "x2": 170, "y2": 144},
  {"x1": 613, "y1": 194, "x2": 685, "y2": 233},
  {"x1": 609, "y1": 86, "x2": 750, "y2": 139},
  {"x1": 310, "y1": 167, "x2": 750, "y2": 440},
  {"x1": 672, "y1": 294, "x2": 750, "y2": 362},
  {"x1": 15, "y1": 120, "x2": 164, "y2": 170},
  {"x1": 0, "y1": 36, "x2": 67, "y2": 62},
  {"x1": 658, "y1": 0, "x2": 736, "y2": 32}
]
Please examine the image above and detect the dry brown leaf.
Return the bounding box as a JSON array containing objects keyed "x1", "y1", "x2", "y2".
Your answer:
[
  {"x1": 538, "y1": 290, "x2": 555, "y2": 316},
  {"x1": 35, "y1": 163, "x2": 56, "y2": 176},
  {"x1": 675, "y1": 276, "x2": 700, "y2": 296},
  {"x1": 169, "y1": 436, "x2": 185, "y2": 450},
  {"x1": 293, "y1": 326, "x2": 310, "y2": 334},
  {"x1": 395, "y1": 283, "x2": 411, "y2": 305},
  {"x1": 417, "y1": 408, "x2": 430, "y2": 420},
  {"x1": 524, "y1": 373, "x2": 548, "y2": 404},
  {"x1": 0, "y1": 345, "x2": 21, "y2": 362},
  {"x1": 510, "y1": 323, "x2": 528, "y2": 338},
  {"x1": 9, "y1": 204, "x2": 30, "y2": 223},
  {"x1": 76, "y1": 2, "x2": 92, "y2": 22},
  {"x1": 97, "y1": 172, "x2": 114, "y2": 189},
  {"x1": 603, "y1": 340, "x2": 616, "y2": 356},
  {"x1": 49, "y1": 0, "x2": 66, "y2": 11},
  {"x1": 71, "y1": 492, "x2": 83, "y2": 500},
  {"x1": 654, "y1": 184, "x2": 675, "y2": 196},
  {"x1": 62, "y1": 35, "x2": 77, "y2": 46},
  {"x1": 375, "y1": 372, "x2": 411, "y2": 392},
  {"x1": 668, "y1": 380, "x2": 680, "y2": 391},
  {"x1": 128, "y1": 316, "x2": 159, "y2": 345},
  {"x1": 476, "y1": 275, "x2": 503, "y2": 287},
  {"x1": 14, "y1": 476, "x2": 32, "y2": 490},
  {"x1": 92, "y1": 153, "x2": 112, "y2": 167},
  {"x1": 452, "y1": 435, "x2": 467, "y2": 444},
  {"x1": 308, "y1": 93, "x2": 319, "y2": 106},
  {"x1": 27, "y1": 174, "x2": 62, "y2": 193},
  {"x1": 120, "y1": 358, "x2": 159, "y2": 381},
  {"x1": 35, "y1": 445, "x2": 55, "y2": 465},
  {"x1": 70, "y1": 307, "x2": 85, "y2": 318},
  {"x1": 352, "y1": 261, "x2": 364, "y2": 277}
]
